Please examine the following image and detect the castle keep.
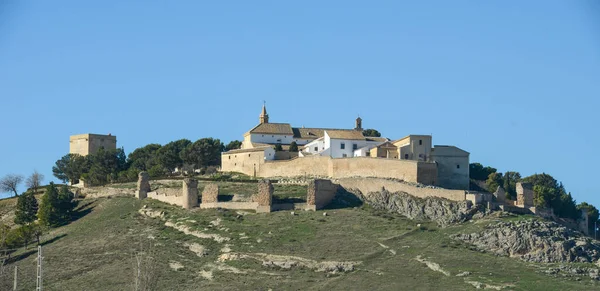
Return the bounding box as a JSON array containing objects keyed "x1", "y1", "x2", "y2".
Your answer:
[
  {"x1": 221, "y1": 105, "x2": 470, "y2": 190},
  {"x1": 69, "y1": 133, "x2": 117, "y2": 156}
]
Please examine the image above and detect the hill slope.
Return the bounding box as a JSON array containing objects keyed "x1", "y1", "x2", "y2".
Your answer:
[{"x1": 1, "y1": 195, "x2": 599, "y2": 290}]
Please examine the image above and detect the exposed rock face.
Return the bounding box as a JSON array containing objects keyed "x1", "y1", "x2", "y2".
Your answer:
[
  {"x1": 452, "y1": 220, "x2": 600, "y2": 263},
  {"x1": 359, "y1": 189, "x2": 480, "y2": 226}
]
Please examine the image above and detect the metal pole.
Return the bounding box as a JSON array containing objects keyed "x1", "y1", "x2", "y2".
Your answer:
[
  {"x1": 36, "y1": 245, "x2": 42, "y2": 291},
  {"x1": 13, "y1": 265, "x2": 17, "y2": 291}
]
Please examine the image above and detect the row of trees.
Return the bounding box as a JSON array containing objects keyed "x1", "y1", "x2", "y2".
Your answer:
[
  {"x1": 1, "y1": 183, "x2": 75, "y2": 251},
  {"x1": 470, "y1": 162, "x2": 592, "y2": 226},
  {"x1": 52, "y1": 138, "x2": 242, "y2": 186},
  {"x1": 0, "y1": 170, "x2": 45, "y2": 197}
]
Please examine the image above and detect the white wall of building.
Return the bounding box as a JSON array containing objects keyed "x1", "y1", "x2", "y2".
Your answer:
[{"x1": 250, "y1": 133, "x2": 294, "y2": 145}]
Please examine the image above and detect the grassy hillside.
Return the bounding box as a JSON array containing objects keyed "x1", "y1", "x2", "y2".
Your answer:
[{"x1": 1, "y1": 194, "x2": 599, "y2": 290}]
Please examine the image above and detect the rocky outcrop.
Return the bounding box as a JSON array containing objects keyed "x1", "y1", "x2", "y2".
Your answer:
[
  {"x1": 452, "y1": 220, "x2": 600, "y2": 263},
  {"x1": 358, "y1": 189, "x2": 481, "y2": 226}
]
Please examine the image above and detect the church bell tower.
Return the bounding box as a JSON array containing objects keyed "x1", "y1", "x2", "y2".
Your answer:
[{"x1": 259, "y1": 103, "x2": 269, "y2": 124}]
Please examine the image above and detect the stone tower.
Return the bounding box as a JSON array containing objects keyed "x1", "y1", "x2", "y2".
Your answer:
[
  {"x1": 355, "y1": 116, "x2": 362, "y2": 131},
  {"x1": 259, "y1": 104, "x2": 269, "y2": 124}
]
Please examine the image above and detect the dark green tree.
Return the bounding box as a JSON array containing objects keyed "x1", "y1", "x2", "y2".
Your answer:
[
  {"x1": 14, "y1": 192, "x2": 38, "y2": 225},
  {"x1": 38, "y1": 182, "x2": 61, "y2": 227},
  {"x1": 180, "y1": 138, "x2": 224, "y2": 169},
  {"x1": 289, "y1": 141, "x2": 299, "y2": 152},
  {"x1": 52, "y1": 153, "x2": 88, "y2": 184},
  {"x1": 469, "y1": 163, "x2": 497, "y2": 181},
  {"x1": 225, "y1": 140, "x2": 242, "y2": 151},
  {"x1": 57, "y1": 185, "x2": 75, "y2": 222},
  {"x1": 502, "y1": 171, "x2": 521, "y2": 200},
  {"x1": 274, "y1": 144, "x2": 283, "y2": 151},
  {"x1": 485, "y1": 172, "x2": 504, "y2": 193},
  {"x1": 128, "y1": 144, "x2": 162, "y2": 171},
  {"x1": 83, "y1": 147, "x2": 128, "y2": 185},
  {"x1": 362, "y1": 129, "x2": 381, "y2": 137},
  {"x1": 156, "y1": 139, "x2": 192, "y2": 173},
  {"x1": 523, "y1": 173, "x2": 579, "y2": 220}
]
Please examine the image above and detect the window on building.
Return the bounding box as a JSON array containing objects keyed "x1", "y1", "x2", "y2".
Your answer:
[
  {"x1": 314, "y1": 147, "x2": 318, "y2": 151},
  {"x1": 340, "y1": 143, "x2": 345, "y2": 149},
  {"x1": 353, "y1": 144, "x2": 358, "y2": 150},
  {"x1": 419, "y1": 140, "x2": 422, "y2": 145},
  {"x1": 404, "y1": 154, "x2": 409, "y2": 159},
  {"x1": 228, "y1": 156, "x2": 231, "y2": 160},
  {"x1": 456, "y1": 164, "x2": 460, "y2": 169},
  {"x1": 342, "y1": 154, "x2": 347, "y2": 158},
  {"x1": 366, "y1": 152, "x2": 371, "y2": 156}
]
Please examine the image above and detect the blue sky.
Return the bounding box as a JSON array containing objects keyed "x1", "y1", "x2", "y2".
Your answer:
[{"x1": 1, "y1": 1, "x2": 599, "y2": 205}]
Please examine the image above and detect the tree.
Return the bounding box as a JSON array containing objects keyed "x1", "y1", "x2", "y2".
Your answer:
[
  {"x1": 225, "y1": 140, "x2": 242, "y2": 151},
  {"x1": 57, "y1": 185, "x2": 75, "y2": 223},
  {"x1": 180, "y1": 138, "x2": 224, "y2": 169},
  {"x1": 0, "y1": 174, "x2": 23, "y2": 196},
  {"x1": 469, "y1": 163, "x2": 497, "y2": 181},
  {"x1": 274, "y1": 144, "x2": 283, "y2": 151},
  {"x1": 485, "y1": 172, "x2": 503, "y2": 193},
  {"x1": 128, "y1": 144, "x2": 162, "y2": 171},
  {"x1": 502, "y1": 171, "x2": 521, "y2": 200},
  {"x1": 524, "y1": 173, "x2": 579, "y2": 220},
  {"x1": 362, "y1": 129, "x2": 381, "y2": 137},
  {"x1": 14, "y1": 192, "x2": 38, "y2": 225},
  {"x1": 289, "y1": 141, "x2": 299, "y2": 152},
  {"x1": 26, "y1": 170, "x2": 44, "y2": 193},
  {"x1": 38, "y1": 182, "x2": 62, "y2": 227},
  {"x1": 155, "y1": 139, "x2": 191, "y2": 173},
  {"x1": 83, "y1": 147, "x2": 128, "y2": 186},
  {"x1": 52, "y1": 153, "x2": 87, "y2": 184}
]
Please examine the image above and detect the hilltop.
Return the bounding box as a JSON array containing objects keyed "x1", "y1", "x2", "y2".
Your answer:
[{"x1": 1, "y1": 182, "x2": 600, "y2": 290}]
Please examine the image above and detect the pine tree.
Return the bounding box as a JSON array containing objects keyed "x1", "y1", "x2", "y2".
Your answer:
[
  {"x1": 38, "y1": 182, "x2": 61, "y2": 227},
  {"x1": 289, "y1": 142, "x2": 299, "y2": 152},
  {"x1": 57, "y1": 185, "x2": 75, "y2": 222},
  {"x1": 14, "y1": 192, "x2": 38, "y2": 225}
]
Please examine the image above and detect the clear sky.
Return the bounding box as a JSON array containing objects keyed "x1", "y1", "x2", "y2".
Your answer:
[{"x1": 1, "y1": 1, "x2": 599, "y2": 205}]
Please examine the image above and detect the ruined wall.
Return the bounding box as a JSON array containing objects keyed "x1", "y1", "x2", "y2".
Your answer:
[
  {"x1": 306, "y1": 179, "x2": 339, "y2": 210},
  {"x1": 253, "y1": 180, "x2": 273, "y2": 212},
  {"x1": 336, "y1": 177, "x2": 466, "y2": 201},
  {"x1": 136, "y1": 172, "x2": 151, "y2": 199},
  {"x1": 258, "y1": 156, "x2": 330, "y2": 177},
  {"x1": 416, "y1": 162, "x2": 437, "y2": 185},
  {"x1": 201, "y1": 184, "x2": 219, "y2": 204},
  {"x1": 147, "y1": 189, "x2": 182, "y2": 206},
  {"x1": 200, "y1": 202, "x2": 259, "y2": 210},
  {"x1": 182, "y1": 178, "x2": 198, "y2": 209},
  {"x1": 493, "y1": 186, "x2": 506, "y2": 203},
  {"x1": 516, "y1": 182, "x2": 534, "y2": 207}
]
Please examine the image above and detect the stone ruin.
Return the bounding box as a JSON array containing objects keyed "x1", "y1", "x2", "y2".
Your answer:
[
  {"x1": 182, "y1": 178, "x2": 198, "y2": 210},
  {"x1": 253, "y1": 179, "x2": 273, "y2": 213},
  {"x1": 516, "y1": 182, "x2": 534, "y2": 207},
  {"x1": 136, "y1": 171, "x2": 151, "y2": 199},
  {"x1": 493, "y1": 186, "x2": 506, "y2": 203},
  {"x1": 201, "y1": 183, "x2": 219, "y2": 204},
  {"x1": 306, "y1": 179, "x2": 339, "y2": 210}
]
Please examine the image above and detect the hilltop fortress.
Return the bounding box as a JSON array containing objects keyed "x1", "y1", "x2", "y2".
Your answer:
[{"x1": 221, "y1": 105, "x2": 470, "y2": 190}]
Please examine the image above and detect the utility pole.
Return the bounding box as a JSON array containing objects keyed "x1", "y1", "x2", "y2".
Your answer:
[
  {"x1": 13, "y1": 265, "x2": 17, "y2": 291},
  {"x1": 36, "y1": 246, "x2": 42, "y2": 291}
]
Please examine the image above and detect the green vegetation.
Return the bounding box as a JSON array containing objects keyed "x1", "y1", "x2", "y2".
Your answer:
[
  {"x1": 224, "y1": 140, "x2": 242, "y2": 151},
  {"x1": 273, "y1": 143, "x2": 283, "y2": 151},
  {"x1": 14, "y1": 192, "x2": 38, "y2": 225},
  {"x1": 471, "y1": 162, "x2": 591, "y2": 224},
  {"x1": 1, "y1": 195, "x2": 597, "y2": 290},
  {"x1": 288, "y1": 141, "x2": 299, "y2": 152},
  {"x1": 38, "y1": 183, "x2": 75, "y2": 227},
  {"x1": 362, "y1": 128, "x2": 381, "y2": 137}
]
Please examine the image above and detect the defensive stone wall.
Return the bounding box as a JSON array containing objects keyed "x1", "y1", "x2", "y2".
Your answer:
[
  {"x1": 516, "y1": 182, "x2": 534, "y2": 207},
  {"x1": 335, "y1": 177, "x2": 466, "y2": 202},
  {"x1": 306, "y1": 179, "x2": 339, "y2": 210},
  {"x1": 258, "y1": 156, "x2": 330, "y2": 177}
]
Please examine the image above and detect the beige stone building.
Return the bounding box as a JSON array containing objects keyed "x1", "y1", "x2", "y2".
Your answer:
[
  {"x1": 69, "y1": 133, "x2": 117, "y2": 156},
  {"x1": 221, "y1": 105, "x2": 470, "y2": 190}
]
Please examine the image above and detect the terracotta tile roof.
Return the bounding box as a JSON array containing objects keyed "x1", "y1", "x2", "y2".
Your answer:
[
  {"x1": 248, "y1": 123, "x2": 293, "y2": 135},
  {"x1": 366, "y1": 137, "x2": 389, "y2": 142},
  {"x1": 325, "y1": 130, "x2": 365, "y2": 140}
]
